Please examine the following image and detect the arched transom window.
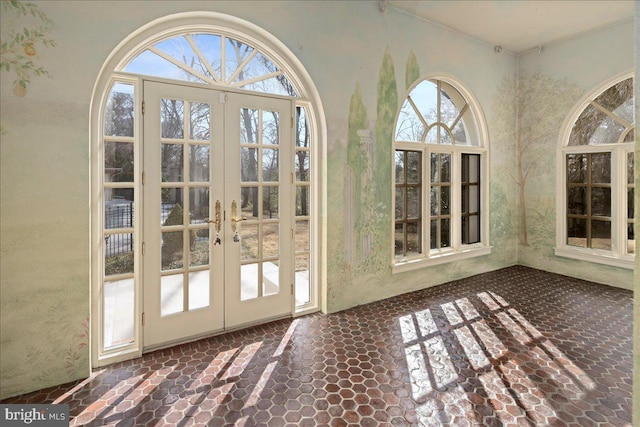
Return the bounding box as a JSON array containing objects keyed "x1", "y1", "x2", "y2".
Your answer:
[
  {"x1": 393, "y1": 78, "x2": 489, "y2": 272},
  {"x1": 557, "y1": 76, "x2": 634, "y2": 268},
  {"x1": 123, "y1": 33, "x2": 299, "y2": 96}
]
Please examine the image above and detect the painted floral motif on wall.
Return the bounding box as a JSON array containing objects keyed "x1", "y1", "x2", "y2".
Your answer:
[{"x1": 0, "y1": 0, "x2": 55, "y2": 98}]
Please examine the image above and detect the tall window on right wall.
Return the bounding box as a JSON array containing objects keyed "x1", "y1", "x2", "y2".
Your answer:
[
  {"x1": 556, "y1": 76, "x2": 634, "y2": 268},
  {"x1": 393, "y1": 77, "x2": 490, "y2": 272}
]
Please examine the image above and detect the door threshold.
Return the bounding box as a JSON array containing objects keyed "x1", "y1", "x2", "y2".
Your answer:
[{"x1": 142, "y1": 314, "x2": 292, "y2": 354}]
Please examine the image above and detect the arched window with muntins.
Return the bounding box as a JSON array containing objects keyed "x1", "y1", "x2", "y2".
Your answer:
[
  {"x1": 395, "y1": 79, "x2": 480, "y2": 146},
  {"x1": 557, "y1": 76, "x2": 634, "y2": 268},
  {"x1": 392, "y1": 77, "x2": 489, "y2": 272}
]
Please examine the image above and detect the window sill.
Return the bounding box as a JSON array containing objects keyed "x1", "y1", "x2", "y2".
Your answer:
[
  {"x1": 554, "y1": 247, "x2": 634, "y2": 270},
  {"x1": 392, "y1": 245, "x2": 492, "y2": 274}
]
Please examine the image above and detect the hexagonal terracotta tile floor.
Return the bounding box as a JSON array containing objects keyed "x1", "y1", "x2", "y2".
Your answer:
[{"x1": 2, "y1": 266, "x2": 633, "y2": 426}]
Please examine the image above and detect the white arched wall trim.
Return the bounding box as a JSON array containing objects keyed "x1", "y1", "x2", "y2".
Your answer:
[{"x1": 90, "y1": 11, "x2": 327, "y2": 367}]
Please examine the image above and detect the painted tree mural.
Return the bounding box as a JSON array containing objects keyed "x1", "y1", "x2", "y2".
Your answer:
[
  {"x1": 513, "y1": 73, "x2": 580, "y2": 246},
  {"x1": 405, "y1": 50, "x2": 419, "y2": 90},
  {"x1": 366, "y1": 47, "x2": 397, "y2": 273},
  {"x1": 346, "y1": 82, "x2": 369, "y2": 263}
]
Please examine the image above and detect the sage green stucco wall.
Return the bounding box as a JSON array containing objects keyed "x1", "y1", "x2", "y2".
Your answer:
[
  {"x1": 516, "y1": 20, "x2": 634, "y2": 289},
  {"x1": 0, "y1": 0, "x2": 633, "y2": 400}
]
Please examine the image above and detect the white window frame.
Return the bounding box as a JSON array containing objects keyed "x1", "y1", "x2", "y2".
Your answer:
[
  {"x1": 90, "y1": 12, "x2": 326, "y2": 368},
  {"x1": 555, "y1": 72, "x2": 634, "y2": 269},
  {"x1": 392, "y1": 75, "x2": 490, "y2": 274}
]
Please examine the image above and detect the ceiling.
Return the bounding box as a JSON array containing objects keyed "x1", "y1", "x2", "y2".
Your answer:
[{"x1": 387, "y1": 0, "x2": 635, "y2": 54}]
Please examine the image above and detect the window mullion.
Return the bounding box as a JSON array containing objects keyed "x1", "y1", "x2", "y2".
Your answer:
[
  {"x1": 451, "y1": 151, "x2": 461, "y2": 251},
  {"x1": 423, "y1": 148, "x2": 430, "y2": 257},
  {"x1": 611, "y1": 147, "x2": 625, "y2": 257}
]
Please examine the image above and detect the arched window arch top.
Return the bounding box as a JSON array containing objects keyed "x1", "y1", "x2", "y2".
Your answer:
[
  {"x1": 121, "y1": 31, "x2": 299, "y2": 97},
  {"x1": 568, "y1": 77, "x2": 634, "y2": 146},
  {"x1": 395, "y1": 79, "x2": 480, "y2": 146}
]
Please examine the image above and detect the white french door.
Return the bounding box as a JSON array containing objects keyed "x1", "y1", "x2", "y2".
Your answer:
[{"x1": 142, "y1": 81, "x2": 293, "y2": 349}]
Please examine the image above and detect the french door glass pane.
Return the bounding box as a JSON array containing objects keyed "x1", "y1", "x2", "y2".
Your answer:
[
  {"x1": 241, "y1": 263, "x2": 259, "y2": 301},
  {"x1": 189, "y1": 145, "x2": 209, "y2": 181},
  {"x1": 240, "y1": 108, "x2": 258, "y2": 143},
  {"x1": 104, "y1": 233, "x2": 134, "y2": 276},
  {"x1": 105, "y1": 83, "x2": 134, "y2": 137},
  {"x1": 103, "y1": 278, "x2": 134, "y2": 348},
  {"x1": 190, "y1": 229, "x2": 209, "y2": 267},
  {"x1": 162, "y1": 231, "x2": 183, "y2": 270},
  {"x1": 263, "y1": 223, "x2": 279, "y2": 258},
  {"x1": 162, "y1": 189, "x2": 184, "y2": 225},
  {"x1": 263, "y1": 261, "x2": 280, "y2": 296},
  {"x1": 189, "y1": 188, "x2": 209, "y2": 224},
  {"x1": 295, "y1": 254, "x2": 310, "y2": 305},
  {"x1": 240, "y1": 224, "x2": 259, "y2": 261},
  {"x1": 296, "y1": 152, "x2": 310, "y2": 181},
  {"x1": 263, "y1": 111, "x2": 280, "y2": 145},
  {"x1": 296, "y1": 186, "x2": 310, "y2": 216},
  {"x1": 241, "y1": 147, "x2": 258, "y2": 182},
  {"x1": 242, "y1": 187, "x2": 259, "y2": 221},
  {"x1": 161, "y1": 99, "x2": 184, "y2": 139},
  {"x1": 295, "y1": 107, "x2": 309, "y2": 147},
  {"x1": 190, "y1": 103, "x2": 210, "y2": 141},
  {"x1": 263, "y1": 148, "x2": 279, "y2": 181},
  {"x1": 161, "y1": 144, "x2": 184, "y2": 182},
  {"x1": 105, "y1": 142, "x2": 134, "y2": 182},
  {"x1": 160, "y1": 274, "x2": 183, "y2": 316},
  {"x1": 263, "y1": 187, "x2": 279, "y2": 218},
  {"x1": 296, "y1": 185, "x2": 310, "y2": 216},
  {"x1": 295, "y1": 220, "x2": 309, "y2": 252},
  {"x1": 188, "y1": 270, "x2": 209, "y2": 310},
  {"x1": 105, "y1": 191, "x2": 133, "y2": 229}
]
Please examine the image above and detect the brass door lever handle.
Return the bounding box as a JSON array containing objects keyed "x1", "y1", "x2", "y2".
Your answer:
[
  {"x1": 230, "y1": 200, "x2": 246, "y2": 233},
  {"x1": 204, "y1": 201, "x2": 222, "y2": 232}
]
